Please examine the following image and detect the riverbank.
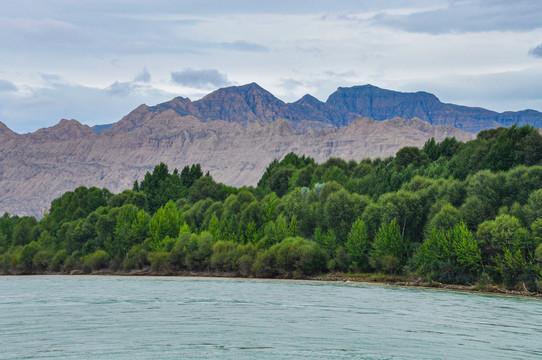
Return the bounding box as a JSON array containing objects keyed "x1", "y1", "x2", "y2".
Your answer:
[
  {"x1": 3, "y1": 267, "x2": 540, "y2": 298},
  {"x1": 308, "y1": 273, "x2": 542, "y2": 298}
]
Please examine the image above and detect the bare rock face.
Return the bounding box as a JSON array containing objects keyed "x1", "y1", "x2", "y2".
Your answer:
[
  {"x1": 0, "y1": 111, "x2": 474, "y2": 218},
  {"x1": 111, "y1": 83, "x2": 542, "y2": 134},
  {"x1": 325, "y1": 85, "x2": 542, "y2": 132},
  {"x1": 29, "y1": 119, "x2": 97, "y2": 141},
  {"x1": 0, "y1": 121, "x2": 20, "y2": 140},
  {"x1": 134, "y1": 83, "x2": 358, "y2": 132}
]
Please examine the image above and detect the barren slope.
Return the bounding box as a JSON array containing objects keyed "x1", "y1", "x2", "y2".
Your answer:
[{"x1": 0, "y1": 113, "x2": 474, "y2": 217}]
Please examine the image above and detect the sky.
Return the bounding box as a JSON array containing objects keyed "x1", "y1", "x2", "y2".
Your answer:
[{"x1": 1, "y1": 0, "x2": 542, "y2": 133}]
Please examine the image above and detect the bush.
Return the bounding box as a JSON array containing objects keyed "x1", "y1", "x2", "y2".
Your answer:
[
  {"x1": 147, "y1": 251, "x2": 170, "y2": 273},
  {"x1": 51, "y1": 250, "x2": 68, "y2": 272},
  {"x1": 252, "y1": 249, "x2": 276, "y2": 278},
  {"x1": 123, "y1": 244, "x2": 149, "y2": 271},
  {"x1": 253, "y1": 237, "x2": 327, "y2": 278},
  {"x1": 33, "y1": 250, "x2": 54, "y2": 272},
  {"x1": 83, "y1": 250, "x2": 110, "y2": 272},
  {"x1": 185, "y1": 232, "x2": 213, "y2": 271},
  {"x1": 210, "y1": 241, "x2": 237, "y2": 272},
  {"x1": 62, "y1": 255, "x2": 80, "y2": 273},
  {"x1": 19, "y1": 241, "x2": 40, "y2": 272},
  {"x1": 1, "y1": 247, "x2": 21, "y2": 273},
  {"x1": 379, "y1": 255, "x2": 401, "y2": 275}
]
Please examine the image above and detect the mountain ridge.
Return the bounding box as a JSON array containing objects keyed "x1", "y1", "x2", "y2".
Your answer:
[{"x1": 92, "y1": 83, "x2": 542, "y2": 134}]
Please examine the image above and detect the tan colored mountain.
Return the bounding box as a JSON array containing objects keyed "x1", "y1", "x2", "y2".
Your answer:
[{"x1": 0, "y1": 110, "x2": 474, "y2": 217}]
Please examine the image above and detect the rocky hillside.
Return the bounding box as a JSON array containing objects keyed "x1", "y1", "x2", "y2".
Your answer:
[
  {"x1": 108, "y1": 83, "x2": 542, "y2": 133},
  {"x1": 326, "y1": 85, "x2": 542, "y2": 132},
  {"x1": 0, "y1": 112, "x2": 474, "y2": 217}
]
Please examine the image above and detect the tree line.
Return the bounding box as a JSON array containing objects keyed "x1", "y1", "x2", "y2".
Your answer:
[{"x1": 1, "y1": 124, "x2": 542, "y2": 291}]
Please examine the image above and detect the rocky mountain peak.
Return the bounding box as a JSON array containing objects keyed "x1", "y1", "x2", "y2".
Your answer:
[
  {"x1": 326, "y1": 84, "x2": 441, "y2": 115},
  {"x1": 92, "y1": 82, "x2": 542, "y2": 137},
  {"x1": 0, "y1": 121, "x2": 20, "y2": 139},
  {"x1": 187, "y1": 83, "x2": 289, "y2": 125},
  {"x1": 201, "y1": 82, "x2": 282, "y2": 105},
  {"x1": 294, "y1": 94, "x2": 323, "y2": 106},
  {"x1": 29, "y1": 119, "x2": 96, "y2": 140}
]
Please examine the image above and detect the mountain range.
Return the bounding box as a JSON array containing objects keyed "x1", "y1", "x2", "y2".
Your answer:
[
  {"x1": 1, "y1": 83, "x2": 541, "y2": 217},
  {"x1": 96, "y1": 83, "x2": 542, "y2": 133}
]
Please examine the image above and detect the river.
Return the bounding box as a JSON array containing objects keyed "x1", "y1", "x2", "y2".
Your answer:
[{"x1": 0, "y1": 276, "x2": 540, "y2": 359}]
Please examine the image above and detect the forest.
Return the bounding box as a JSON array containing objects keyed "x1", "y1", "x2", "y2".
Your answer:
[{"x1": 1, "y1": 124, "x2": 542, "y2": 291}]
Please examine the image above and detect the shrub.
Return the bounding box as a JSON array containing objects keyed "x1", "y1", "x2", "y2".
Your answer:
[
  {"x1": 51, "y1": 250, "x2": 67, "y2": 272},
  {"x1": 147, "y1": 251, "x2": 170, "y2": 273},
  {"x1": 123, "y1": 244, "x2": 149, "y2": 271},
  {"x1": 32, "y1": 250, "x2": 54, "y2": 272},
  {"x1": 19, "y1": 241, "x2": 40, "y2": 272},
  {"x1": 83, "y1": 250, "x2": 110, "y2": 272},
  {"x1": 210, "y1": 241, "x2": 237, "y2": 272},
  {"x1": 253, "y1": 237, "x2": 327, "y2": 278}
]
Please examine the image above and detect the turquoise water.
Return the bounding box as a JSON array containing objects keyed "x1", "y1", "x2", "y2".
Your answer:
[{"x1": 0, "y1": 276, "x2": 540, "y2": 359}]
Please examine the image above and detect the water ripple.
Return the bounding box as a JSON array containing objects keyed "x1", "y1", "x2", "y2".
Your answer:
[{"x1": 0, "y1": 276, "x2": 540, "y2": 360}]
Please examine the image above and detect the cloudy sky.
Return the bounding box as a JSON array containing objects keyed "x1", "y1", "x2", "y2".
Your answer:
[{"x1": 1, "y1": 0, "x2": 541, "y2": 133}]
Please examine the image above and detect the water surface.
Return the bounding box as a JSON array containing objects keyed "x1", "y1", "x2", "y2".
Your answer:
[{"x1": 0, "y1": 276, "x2": 540, "y2": 359}]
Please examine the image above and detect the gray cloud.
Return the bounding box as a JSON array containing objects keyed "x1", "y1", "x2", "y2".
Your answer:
[
  {"x1": 171, "y1": 69, "x2": 231, "y2": 88},
  {"x1": 370, "y1": 0, "x2": 542, "y2": 34},
  {"x1": 529, "y1": 44, "x2": 542, "y2": 58},
  {"x1": 0, "y1": 79, "x2": 17, "y2": 92},
  {"x1": 106, "y1": 81, "x2": 136, "y2": 97},
  {"x1": 134, "y1": 68, "x2": 151, "y2": 83},
  {"x1": 219, "y1": 41, "x2": 268, "y2": 52}
]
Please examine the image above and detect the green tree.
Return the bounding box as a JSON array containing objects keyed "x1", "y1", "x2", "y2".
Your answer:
[
  {"x1": 476, "y1": 214, "x2": 531, "y2": 261},
  {"x1": 427, "y1": 203, "x2": 461, "y2": 232},
  {"x1": 415, "y1": 222, "x2": 481, "y2": 284},
  {"x1": 324, "y1": 190, "x2": 371, "y2": 247},
  {"x1": 345, "y1": 219, "x2": 371, "y2": 271},
  {"x1": 12, "y1": 217, "x2": 38, "y2": 246},
  {"x1": 486, "y1": 124, "x2": 536, "y2": 171},
  {"x1": 108, "y1": 190, "x2": 147, "y2": 209},
  {"x1": 109, "y1": 204, "x2": 139, "y2": 258},
  {"x1": 524, "y1": 189, "x2": 542, "y2": 225},
  {"x1": 19, "y1": 241, "x2": 40, "y2": 272},
  {"x1": 395, "y1": 146, "x2": 429, "y2": 170},
  {"x1": 139, "y1": 163, "x2": 189, "y2": 213},
  {"x1": 370, "y1": 219, "x2": 406, "y2": 274},
  {"x1": 187, "y1": 176, "x2": 221, "y2": 203},
  {"x1": 0, "y1": 213, "x2": 16, "y2": 251},
  {"x1": 149, "y1": 200, "x2": 182, "y2": 250}
]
